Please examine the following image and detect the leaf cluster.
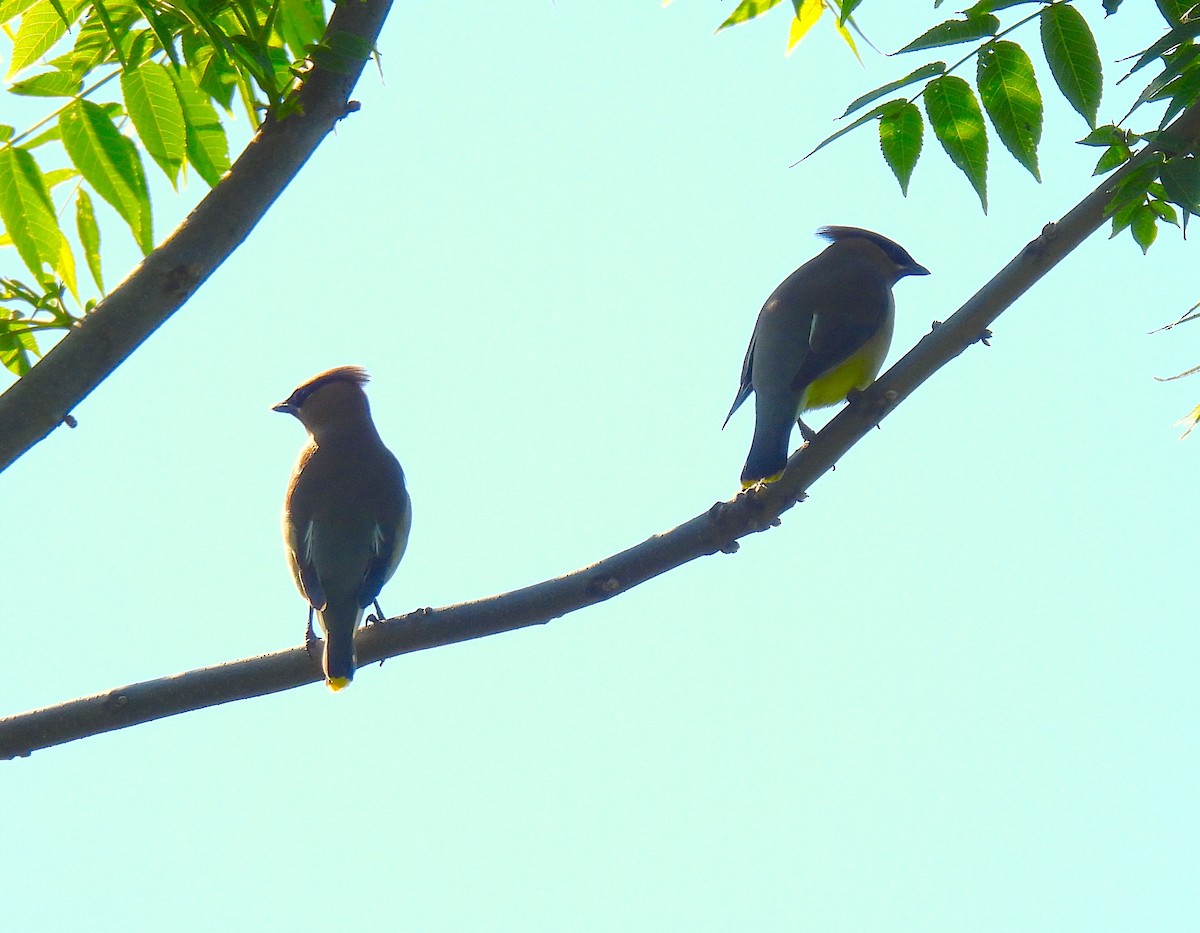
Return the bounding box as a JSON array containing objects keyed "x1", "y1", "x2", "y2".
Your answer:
[
  {"x1": 728, "y1": 0, "x2": 1200, "y2": 252},
  {"x1": 0, "y1": 0, "x2": 330, "y2": 375}
]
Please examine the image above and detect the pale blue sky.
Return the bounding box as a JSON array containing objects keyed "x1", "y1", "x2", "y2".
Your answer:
[{"x1": 4, "y1": 3, "x2": 1198, "y2": 930}]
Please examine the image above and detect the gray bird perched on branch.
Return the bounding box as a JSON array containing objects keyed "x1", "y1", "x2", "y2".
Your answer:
[
  {"x1": 724, "y1": 226, "x2": 929, "y2": 487},
  {"x1": 274, "y1": 366, "x2": 412, "y2": 690}
]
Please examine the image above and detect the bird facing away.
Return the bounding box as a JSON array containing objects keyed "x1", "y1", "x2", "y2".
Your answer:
[
  {"x1": 723, "y1": 226, "x2": 929, "y2": 488},
  {"x1": 274, "y1": 366, "x2": 412, "y2": 691}
]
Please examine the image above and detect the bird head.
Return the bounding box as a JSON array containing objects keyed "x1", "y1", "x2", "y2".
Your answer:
[
  {"x1": 273, "y1": 366, "x2": 373, "y2": 438},
  {"x1": 816, "y1": 226, "x2": 930, "y2": 283}
]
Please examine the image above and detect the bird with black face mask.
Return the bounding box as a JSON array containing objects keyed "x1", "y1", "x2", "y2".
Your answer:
[
  {"x1": 274, "y1": 366, "x2": 412, "y2": 691},
  {"x1": 724, "y1": 226, "x2": 929, "y2": 488}
]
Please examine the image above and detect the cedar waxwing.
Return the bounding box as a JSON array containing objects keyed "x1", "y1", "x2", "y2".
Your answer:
[
  {"x1": 723, "y1": 226, "x2": 929, "y2": 487},
  {"x1": 274, "y1": 366, "x2": 412, "y2": 691}
]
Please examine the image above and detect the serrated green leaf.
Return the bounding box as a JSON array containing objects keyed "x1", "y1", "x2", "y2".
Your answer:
[
  {"x1": 1162, "y1": 153, "x2": 1200, "y2": 230},
  {"x1": 55, "y1": 229, "x2": 78, "y2": 300},
  {"x1": 7, "y1": 0, "x2": 88, "y2": 77},
  {"x1": 801, "y1": 99, "x2": 901, "y2": 162},
  {"x1": 1092, "y1": 143, "x2": 1131, "y2": 175},
  {"x1": 840, "y1": 62, "x2": 946, "y2": 119},
  {"x1": 924, "y1": 75, "x2": 989, "y2": 211},
  {"x1": 167, "y1": 62, "x2": 231, "y2": 187},
  {"x1": 1040, "y1": 3, "x2": 1102, "y2": 127},
  {"x1": 716, "y1": 0, "x2": 785, "y2": 31},
  {"x1": 977, "y1": 40, "x2": 1042, "y2": 181},
  {"x1": 9, "y1": 68, "x2": 81, "y2": 96},
  {"x1": 22, "y1": 123, "x2": 63, "y2": 149},
  {"x1": 1077, "y1": 124, "x2": 1128, "y2": 147},
  {"x1": 966, "y1": 0, "x2": 1045, "y2": 11},
  {"x1": 0, "y1": 311, "x2": 42, "y2": 376},
  {"x1": 0, "y1": 146, "x2": 61, "y2": 281},
  {"x1": 122, "y1": 61, "x2": 187, "y2": 186},
  {"x1": 278, "y1": 0, "x2": 327, "y2": 58},
  {"x1": 1109, "y1": 199, "x2": 1139, "y2": 235},
  {"x1": 71, "y1": 0, "x2": 139, "y2": 74},
  {"x1": 1154, "y1": 0, "x2": 1187, "y2": 25},
  {"x1": 130, "y1": 0, "x2": 180, "y2": 66},
  {"x1": 75, "y1": 187, "x2": 103, "y2": 293},
  {"x1": 1149, "y1": 198, "x2": 1179, "y2": 224},
  {"x1": 59, "y1": 99, "x2": 153, "y2": 254},
  {"x1": 42, "y1": 167, "x2": 77, "y2": 188},
  {"x1": 1132, "y1": 203, "x2": 1158, "y2": 251},
  {"x1": 0, "y1": 0, "x2": 41, "y2": 26},
  {"x1": 1123, "y1": 19, "x2": 1200, "y2": 82},
  {"x1": 879, "y1": 101, "x2": 923, "y2": 195},
  {"x1": 896, "y1": 13, "x2": 999, "y2": 54}
]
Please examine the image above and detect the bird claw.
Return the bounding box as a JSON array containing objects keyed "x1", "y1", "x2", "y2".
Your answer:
[{"x1": 363, "y1": 599, "x2": 386, "y2": 627}]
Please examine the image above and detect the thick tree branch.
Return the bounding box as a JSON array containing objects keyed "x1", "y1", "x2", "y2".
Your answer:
[
  {"x1": 4, "y1": 101, "x2": 1198, "y2": 760},
  {"x1": 0, "y1": 0, "x2": 395, "y2": 474}
]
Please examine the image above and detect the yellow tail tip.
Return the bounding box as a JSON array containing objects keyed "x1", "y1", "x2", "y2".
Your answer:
[
  {"x1": 326, "y1": 676, "x2": 351, "y2": 692},
  {"x1": 741, "y1": 471, "x2": 783, "y2": 490}
]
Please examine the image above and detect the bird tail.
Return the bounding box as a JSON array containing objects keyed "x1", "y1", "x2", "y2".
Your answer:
[
  {"x1": 740, "y1": 419, "x2": 791, "y2": 488},
  {"x1": 319, "y1": 598, "x2": 362, "y2": 691}
]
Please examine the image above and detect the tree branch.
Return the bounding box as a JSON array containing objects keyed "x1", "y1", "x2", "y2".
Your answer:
[
  {"x1": 0, "y1": 0, "x2": 396, "y2": 474},
  {"x1": 4, "y1": 100, "x2": 1198, "y2": 761}
]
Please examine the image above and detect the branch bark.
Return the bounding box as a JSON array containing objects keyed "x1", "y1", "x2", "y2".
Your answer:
[
  {"x1": 4, "y1": 101, "x2": 1198, "y2": 760},
  {"x1": 0, "y1": 0, "x2": 396, "y2": 474}
]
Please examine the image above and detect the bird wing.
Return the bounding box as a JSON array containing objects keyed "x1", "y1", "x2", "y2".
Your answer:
[
  {"x1": 355, "y1": 452, "x2": 412, "y2": 609},
  {"x1": 790, "y1": 275, "x2": 891, "y2": 392},
  {"x1": 722, "y1": 329, "x2": 756, "y2": 428}
]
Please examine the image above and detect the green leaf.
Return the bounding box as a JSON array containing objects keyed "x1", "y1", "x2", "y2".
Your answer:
[
  {"x1": 977, "y1": 40, "x2": 1042, "y2": 181},
  {"x1": 838, "y1": 0, "x2": 863, "y2": 27},
  {"x1": 130, "y1": 0, "x2": 181, "y2": 67},
  {"x1": 1093, "y1": 143, "x2": 1131, "y2": 175},
  {"x1": 840, "y1": 62, "x2": 946, "y2": 118},
  {"x1": 71, "y1": 0, "x2": 140, "y2": 74},
  {"x1": 0, "y1": 0, "x2": 41, "y2": 26},
  {"x1": 167, "y1": 63, "x2": 231, "y2": 187},
  {"x1": 0, "y1": 310, "x2": 42, "y2": 376},
  {"x1": 1154, "y1": 0, "x2": 1187, "y2": 25},
  {"x1": 1131, "y1": 203, "x2": 1158, "y2": 252},
  {"x1": 0, "y1": 146, "x2": 61, "y2": 281},
  {"x1": 9, "y1": 68, "x2": 82, "y2": 96},
  {"x1": 59, "y1": 99, "x2": 153, "y2": 254},
  {"x1": 277, "y1": 0, "x2": 327, "y2": 58},
  {"x1": 7, "y1": 0, "x2": 88, "y2": 77},
  {"x1": 42, "y1": 167, "x2": 77, "y2": 188},
  {"x1": 801, "y1": 99, "x2": 900, "y2": 161},
  {"x1": 896, "y1": 13, "x2": 999, "y2": 54},
  {"x1": 716, "y1": 0, "x2": 785, "y2": 31},
  {"x1": 55, "y1": 228, "x2": 78, "y2": 300},
  {"x1": 122, "y1": 61, "x2": 187, "y2": 186},
  {"x1": 1103, "y1": 0, "x2": 1123, "y2": 13},
  {"x1": 1039, "y1": 3, "x2": 1102, "y2": 127},
  {"x1": 879, "y1": 101, "x2": 923, "y2": 195},
  {"x1": 924, "y1": 75, "x2": 989, "y2": 212},
  {"x1": 75, "y1": 188, "x2": 103, "y2": 293},
  {"x1": 966, "y1": 0, "x2": 1046, "y2": 11},
  {"x1": 1123, "y1": 18, "x2": 1200, "y2": 82},
  {"x1": 1149, "y1": 198, "x2": 1179, "y2": 225},
  {"x1": 1162, "y1": 153, "x2": 1200, "y2": 230},
  {"x1": 1077, "y1": 124, "x2": 1130, "y2": 147}
]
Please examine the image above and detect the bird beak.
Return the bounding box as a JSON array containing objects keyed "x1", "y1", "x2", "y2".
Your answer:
[
  {"x1": 909, "y1": 263, "x2": 931, "y2": 276},
  {"x1": 272, "y1": 401, "x2": 296, "y2": 415}
]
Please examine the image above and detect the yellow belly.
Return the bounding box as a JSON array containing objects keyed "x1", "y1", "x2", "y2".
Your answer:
[{"x1": 800, "y1": 351, "x2": 879, "y2": 411}]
